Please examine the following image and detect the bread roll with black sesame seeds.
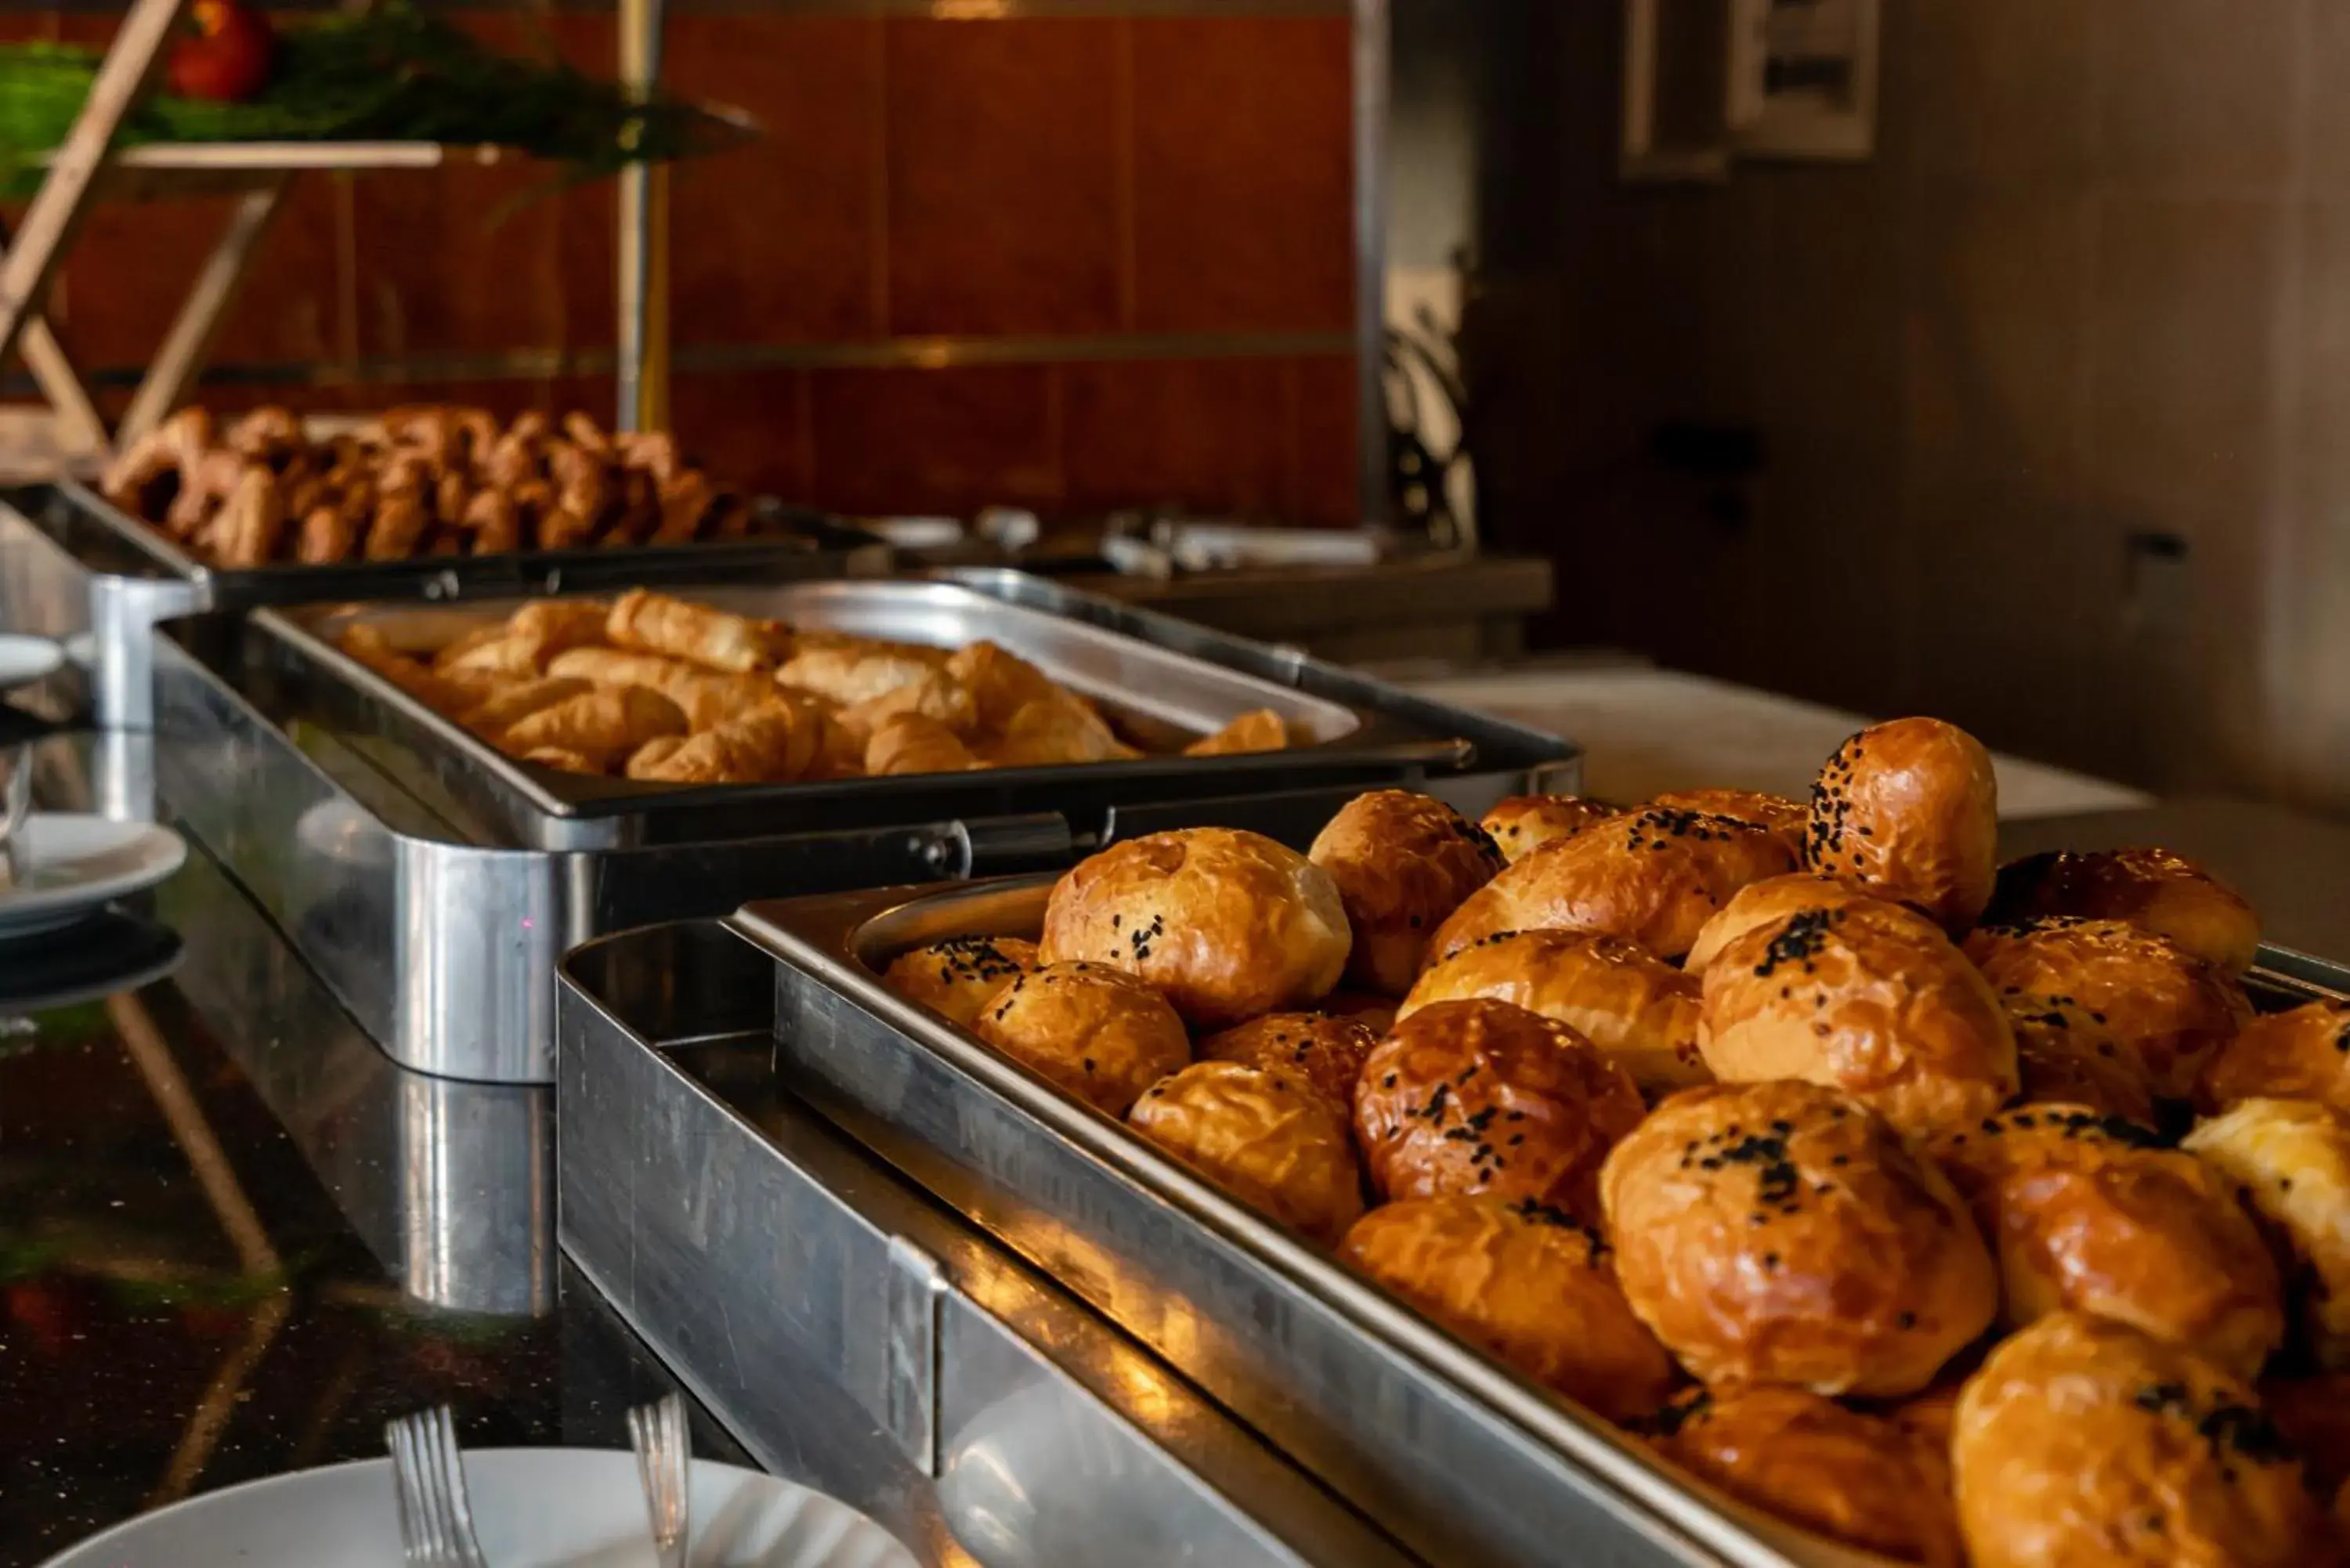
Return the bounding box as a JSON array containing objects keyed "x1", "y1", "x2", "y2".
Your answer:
[
  {"x1": 1196, "y1": 1012, "x2": 1378, "y2": 1111},
  {"x1": 1397, "y1": 928, "x2": 1708, "y2": 1096},
  {"x1": 1320, "y1": 989, "x2": 1399, "y2": 1036},
  {"x1": 1965, "y1": 916, "x2": 2252, "y2": 1103},
  {"x1": 1600, "y1": 1080, "x2": 1997, "y2": 1397},
  {"x1": 1647, "y1": 789, "x2": 1809, "y2": 861},
  {"x1": 880, "y1": 936, "x2": 1039, "y2": 1030},
  {"x1": 972, "y1": 961, "x2": 1189, "y2": 1116},
  {"x1": 1699, "y1": 898, "x2": 2019, "y2": 1140},
  {"x1": 2008, "y1": 1001, "x2": 2161, "y2": 1128},
  {"x1": 1647, "y1": 1384, "x2": 1965, "y2": 1568},
  {"x1": 1478, "y1": 794, "x2": 1622, "y2": 864},
  {"x1": 1683, "y1": 873, "x2": 1889, "y2": 977},
  {"x1": 1343, "y1": 1194, "x2": 1676, "y2": 1422},
  {"x1": 1428, "y1": 807, "x2": 1797, "y2": 966},
  {"x1": 1804, "y1": 717, "x2": 1998, "y2": 934},
  {"x1": 1987, "y1": 847, "x2": 2261, "y2": 974},
  {"x1": 2184, "y1": 1099, "x2": 2350, "y2": 1371},
  {"x1": 1930, "y1": 1106, "x2": 2283, "y2": 1380},
  {"x1": 2200, "y1": 999, "x2": 2350, "y2": 1115},
  {"x1": 1308, "y1": 789, "x2": 1505, "y2": 996},
  {"x1": 1039, "y1": 827, "x2": 1350, "y2": 1028},
  {"x1": 1129, "y1": 1061, "x2": 1365, "y2": 1245},
  {"x1": 1354, "y1": 999, "x2": 1646, "y2": 1221},
  {"x1": 1952, "y1": 1312, "x2": 2323, "y2": 1568}
]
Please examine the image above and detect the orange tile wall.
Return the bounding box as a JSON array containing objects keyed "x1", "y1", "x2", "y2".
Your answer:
[{"x1": 11, "y1": 7, "x2": 1361, "y2": 526}]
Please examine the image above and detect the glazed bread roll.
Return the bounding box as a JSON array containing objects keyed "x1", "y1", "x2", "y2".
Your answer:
[
  {"x1": 1699, "y1": 898, "x2": 2019, "y2": 1138},
  {"x1": 1321, "y1": 989, "x2": 1399, "y2": 1036},
  {"x1": 1184, "y1": 708, "x2": 1289, "y2": 757},
  {"x1": 1952, "y1": 1312, "x2": 2320, "y2": 1568},
  {"x1": 1430, "y1": 807, "x2": 1797, "y2": 964},
  {"x1": 546, "y1": 648, "x2": 777, "y2": 732},
  {"x1": 458, "y1": 675, "x2": 591, "y2": 735},
  {"x1": 1647, "y1": 789, "x2": 1808, "y2": 859},
  {"x1": 779, "y1": 641, "x2": 948, "y2": 706},
  {"x1": 946, "y1": 639, "x2": 1060, "y2": 731},
  {"x1": 1343, "y1": 1194, "x2": 1676, "y2": 1422},
  {"x1": 606, "y1": 588, "x2": 783, "y2": 673},
  {"x1": 1804, "y1": 717, "x2": 1998, "y2": 932},
  {"x1": 1477, "y1": 795, "x2": 1620, "y2": 863},
  {"x1": 1647, "y1": 1385, "x2": 1964, "y2": 1568},
  {"x1": 881, "y1": 937, "x2": 1040, "y2": 1030},
  {"x1": 1930, "y1": 1106, "x2": 2283, "y2": 1380},
  {"x1": 1397, "y1": 929, "x2": 1707, "y2": 1095},
  {"x1": 499, "y1": 684, "x2": 686, "y2": 763},
  {"x1": 971, "y1": 961, "x2": 1190, "y2": 1116},
  {"x1": 1600, "y1": 1080, "x2": 1997, "y2": 1396},
  {"x1": 1682, "y1": 873, "x2": 1882, "y2": 976},
  {"x1": 1353, "y1": 999, "x2": 1646, "y2": 1219},
  {"x1": 2185, "y1": 1098, "x2": 2350, "y2": 1370},
  {"x1": 1039, "y1": 828, "x2": 1351, "y2": 1028},
  {"x1": 1964, "y1": 916, "x2": 2253, "y2": 1102},
  {"x1": 2201, "y1": 999, "x2": 2350, "y2": 1115},
  {"x1": 865, "y1": 713, "x2": 983, "y2": 776},
  {"x1": 2008, "y1": 1003, "x2": 2160, "y2": 1127},
  {"x1": 1130, "y1": 1061, "x2": 1365, "y2": 1245},
  {"x1": 1196, "y1": 1013, "x2": 1377, "y2": 1111},
  {"x1": 1988, "y1": 847, "x2": 2261, "y2": 974},
  {"x1": 1308, "y1": 789, "x2": 1504, "y2": 995},
  {"x1": 631, "y1": 705, "x2": 812, "y2": 785}
]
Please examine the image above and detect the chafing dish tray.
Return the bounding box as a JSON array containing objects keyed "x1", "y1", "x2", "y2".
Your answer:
[
  {"x1": 0, "y1": 479, "x2": 890, "y2": 728},
  {"x1": 728, "y1": 876, "x2": 2350, "y2": 1568}
]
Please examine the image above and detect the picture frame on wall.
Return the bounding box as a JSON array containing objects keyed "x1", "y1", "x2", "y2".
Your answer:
[{"x1": 1621, "y1": 0, "x2": 1878, "y2": 180}]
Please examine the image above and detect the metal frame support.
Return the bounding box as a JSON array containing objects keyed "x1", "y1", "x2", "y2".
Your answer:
[
  {"x1": 1352, "y1": 0, "x2": 1390, "y2": 531},
  {"x1": 616, "y1": 0, "x2": 670, "y2": 434}
]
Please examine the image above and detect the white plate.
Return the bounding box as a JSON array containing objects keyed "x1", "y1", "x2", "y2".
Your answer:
[
  {"x1": 42, "y1": 1449, "x2": 919, "y2": 1568},
  {"x1": 0, "y1": 633, "x2": 64, "y2": 689},
  {"x1": 0, "y1": 815, "x2": 186, "y2": 936}
]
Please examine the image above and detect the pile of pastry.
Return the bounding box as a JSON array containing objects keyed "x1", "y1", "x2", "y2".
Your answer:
[
  {"x1": 883, "y1": 716, "x2": 2350, "y2": 1568},
  {"x1": 100, "y1": 404, "x2": 762, "y2": 568},
  {"x1": 337, "y1": 589, "x2": 1290, "y2": 784}
]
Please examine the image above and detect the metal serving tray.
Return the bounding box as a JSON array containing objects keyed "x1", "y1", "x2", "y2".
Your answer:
[
  {"x1": 0, "y1": 479, "x2": 890, "y2": 728},
  {"x1": 732, "y1": 877, "x2": 2350, "y2": 1568},
  {"x1": 252, "y1": 573, "x2": 1532, "y2": 851}
]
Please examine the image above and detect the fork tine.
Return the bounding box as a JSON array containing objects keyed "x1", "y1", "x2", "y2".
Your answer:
[{"x1": 432, "y1": 1407, "x2": 490, "y2": 1568}]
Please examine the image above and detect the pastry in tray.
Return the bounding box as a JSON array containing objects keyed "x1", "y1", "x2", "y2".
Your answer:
[
  {"x1": 872, "y1": 711, "x2": 2350, "y2": 1566},
  {"x1": 334, "y1": 588, "x2": 1295, "y2": 786}
]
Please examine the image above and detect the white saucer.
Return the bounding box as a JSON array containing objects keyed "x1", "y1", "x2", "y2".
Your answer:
[
  {"x1": 0, "y1": 815, "x2": 186, "y2": 936},
  {"x1": 0, "y1": 632, "x2": 63, "y2": 689},
  {"x1": 41, "y1": 1448, "x2": 919, "y2": 1568}
]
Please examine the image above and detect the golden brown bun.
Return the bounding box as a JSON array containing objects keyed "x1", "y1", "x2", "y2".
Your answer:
[
  {"x1": 1649, "y1": 1384, "x2": 1964, "y2": 1567},
  {"x1": 1600, "y1": 1080, "x2": 1996, "y2": 1396},
  {"x1": 1398, "y1": 929, "x2": 1707, "y2": 1095},
  {"x1": 1886, "y1": 1381, "x2": 1966, "y2": 1449},
  {"x1": 2008, "y1": 999, "x2": 2160, "y2": 1127},
  {"x1": 880, "y1": 936, "x2": 1039, "y2": 1030},
  {"x1": 1932, "y1": 1106, "x2": 2283, "y2": 1380},
  {"x1": 1952, "y1": 1312, "x2": 2324, "y2": 1568},
  {"x1": 1699, "y1": 899, "x2": 2019, "y2": 1139},
  {"x1": 1130, "y1": 1061, "x2": 1365, "y2": 1245},
  {"x1": 1430, "y1": 808, "x2": 1797, "y2": 964},
  {"x1": 1964, "y1": 916, "x2": 2254, "y2": 1101},
  {"x1": 1648, "y1": 789, "x2": 1809, "y2": 860},
  {"x1": 1989, "y1": 847, "x2": 2261, "y2": 974},
  {"x1": 1320, "y1": 989, "x2": 1399, "y2": 1035},
  {"x1": 1308, "y1": 790, "x2": 1504, "y2": 995},
  {"x1": 1805, "y1": 717, "x2": 1998, "y2": 932},
  {"x1": 1354, "y1": 999, "x2": 1645, "y2": 1219},
  {"x1": 1039, "y1": 828, "x2": 1351, "y2": 1028},
  {"x1": 1477, "y1": 795, "x2": 1622, "y2": 863},
  {"x1": 1683, "y1": 873, "x2": 1885, "y2": 977},
  {"x1": 1343, "y1": 1194, "x2": 1676, "y2": 1422},
  {"x1": 2202, "y1": 1000, "x2": 2350, "y2": 1115},
  {"x1": 2186, "y1": 1098, "x2": 2350, "y2": 1370},
  {"x1": 972, "y1": 961, "x2": 1190, "y2": 1116},
  {"x1": 1196, "y1": 1013, "x2": 1377, "y2": 1111}
]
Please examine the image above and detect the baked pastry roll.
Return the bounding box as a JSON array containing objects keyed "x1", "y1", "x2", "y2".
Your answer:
[
  {"x1": 1600, "y1": 1080, "x2": 1997, "y2": 1396},
  {"x1": 1477, "y1": 795, "x2": 1621, "y2": 863},
  {"x1": 1932, "y1": 1106, "x2": 2283, "y2": 1380},
  {"x1": 1039, "y1": 827, "x2": 1351, "y2": 1028},
  {"x1": 864, "y1": 713, "x2": 983, "y2": 776},
  {"x1": 1430, "y1": 807, "x2": 1797, "y2": 964},
  {"x1": 606, "y1": 588, "x2": 783, "y2": 674},
  {"x1": 881, "y1": 936, "x2": 1040, "y2": 1030},
  {"x1": 1805, "y1": 717, "x2": 1998, "y2": 932},
  {"x1": 1309, "y1": 789, "x2": 1504, "y2": 995},
  {"x1": 1952, "y1": 1312, "x2": 2321, "y2": 1568},
  {"x1": 1647, "y1": 1384, "x2": 1963, "y2": 1568},
  {"x1": 337, "y1": 623, "x2": 490, "y2": 717},
  {"x1": 777, "y1": 641, "x2": 946, "y2": 706},
  {"x1": 2185, "y1": 1098, "x2": 2350, "y2": 1370},
  {"x1": 946, "y1": 639, "x2": 1061, "y2": 731},
  {"x1": 1700, "y1": 898, "x2": 2019, "y2": 1139},
  {"x1": 438, "y1": 633, "x2": 548, "y2": 681},
  {"x1": 989, "y1": 692, "x2": 1137, "y2": 768},
  {"x1": 1987, "y1": 847, "x2": 2260, "y2": 974},
  {"x1": 1354, "y1": 999, "x2": 1646, "y2": 1219},
  {"x1": 548, "y1": 648, "x2": 776, "y2": 732},
  {"x1": 1399, "y1": 929, "x2": 1707, "y2": 1096},
  {"x1": 1130, "y1": 1060, "x2": 1365, "y2": 1245},
  {"x1": 2008, "y1": 1003, "x2": 2160, "y2": 1128},
  {"x1": 1683, "y1": 873, "x2": 1884, "y2": 976},
  {"x1": 1195, "y1": 1013, "x2": 1377, "y2": 1111},
  {"x1": 2202, "y1": 999, "x2": 2350, "y2": 1115},
  {"x1": 1647, "y1": 788, "x2": 1808, "y2": 860},
  {"x1": 972, "y1": 961, "x2": 1190, "y2": 1116},
  {"x1": 1344, "y1": 1194, "x2": 1676, "y2": 1422},
  {"x1": 840, "y1": 670, "x2": 978, "y2": 739},
  {"x1": 499, "y1": 685, "x2": 686, "y2": 764},
  {"x1": 631, "y1": 706, "x2": 811, "y2": 785},
  {"x1": 519, "y1": 746, "x2": 602, "y2": 775},
  {"x1": 1320, "y1": 989, "x2": 1399, "y2": 1036},
  {"x1": 624, "y1": 735, "x2": 688, "y2": 779},
  {"x1": 1184, "y1": 708, "x2": 1289, "y2": 757},
  {"x1": 431, "y1": 622, "x2": 510, "y2": 673},
  {"x1": 458, "y1": 676, "x2": 592, "y2": 736}
]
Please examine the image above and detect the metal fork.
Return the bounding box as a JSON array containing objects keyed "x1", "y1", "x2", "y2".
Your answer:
[
  {"x1": 386, "y1": 1405, "x2": 491, "y2": 1568},
  {"x1": 626, "y1": 1392, "x2": 692, "y2": 1568}
]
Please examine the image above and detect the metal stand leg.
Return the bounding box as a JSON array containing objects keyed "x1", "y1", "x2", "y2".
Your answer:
[{"x1": 118, "y1": 178, "x2": 292, "y2": 447}]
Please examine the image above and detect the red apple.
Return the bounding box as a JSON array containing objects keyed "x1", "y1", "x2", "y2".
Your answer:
[{"x1": 167, "y1": 0, "x2": 275, "y2": 104}]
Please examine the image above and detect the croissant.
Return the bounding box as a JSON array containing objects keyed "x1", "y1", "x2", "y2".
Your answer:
[
  {"x1": 1185, "y1": 708, "x2": 1289, "y2": 757},
  {"x1": 520, "y1": 746, "x2": 603, "y2": 775},
  {"x1": 624, "y1": 735, "x2": 690, "y2": 779},
  {"x1": 632, "y1": 706, "x2": 811, "y2": 785},
  {"x1": 499, "y1": 685, "x2": 686, "y2": 763},
  {"x1": 948, "y1": 641, "x2": 1061, "y2": 732},
  {"x1": 865, "y1": 713, "x2": 982, "y2": 776},
  {"x1": 439, "y1": 634, "x2": 549, "y2": 681},
  {"x1": 507, "y1": 601, "x2": 613, "y2": 659},
  {"x1": 459, "y1": 676, "x2": 592, "y2": 735},
  {"x1": 295, "y1": 504, "x2": 358, "y2": 565},
  {"x1": 337, "y1": 623, "x2": 489, "y2": 717},
  {"x1": 777, "y1": 642, "x2": 947, "y2": 706},
  {"x1": 606, "y1": 588, "x2": 784, "y2": 674},
  {"x1": 841, "y1": 670, "x2": 978, "y2": 738},
  {"x1": 991, "y1": 692, "x2": 1137, "y2": 768}
]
